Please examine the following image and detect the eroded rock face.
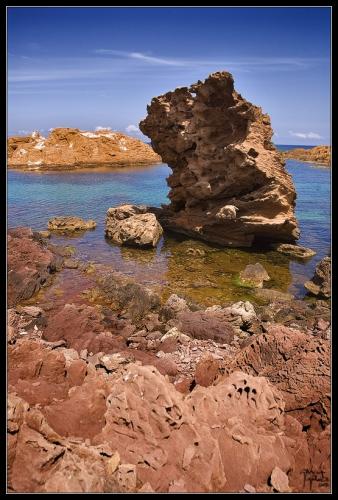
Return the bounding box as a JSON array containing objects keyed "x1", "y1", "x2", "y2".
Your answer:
[
  {"x1": 8, "y1": 227, "x2": 63, "y2": 307},
  {"x1": 225, "y1": 325, "x2": 330, "y2": 428},
  {"x1": 8, "y1": 128, "x2": 161, "y2": 169},
  {"x1": 140, "y1": 71, "x2": 299, "y2": 247},
  {"x1": 304, "y1": 257, "x2": 331, "y2": 299},
  {"x1": 105, "y1": 204, "x2": 163, "y2": 248}
]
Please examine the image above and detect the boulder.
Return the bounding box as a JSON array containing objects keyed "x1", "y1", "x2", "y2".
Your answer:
[
  {"x1": 105, "y1": 204, "x2": 163, "y2": 248},
  {"x1": 176, "y1": 309, "x2": 235, "y2": 344},
  {"x1": 140, "y1": 71, "x2": 299, "y2": 247},
  {"x1": 304, "y1": 257, "x2": 331, "y2": 299},
  {"x1": 48, "y1": 216, "x2": 96, "y2": 233},
  {"x1": 239, "y1": 263, "x2": 270, "y2": 288}
]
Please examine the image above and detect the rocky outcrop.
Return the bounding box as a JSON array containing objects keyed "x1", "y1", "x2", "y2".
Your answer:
[
  {"x1": 304, "y1": 257, "x2": 331, "y2": 299},
  {"x1": 272, "y1": 243, "x2": 316, "y2": 259},
  {"x1": 282, "y1": 146, "x2": 331, "y2": 166},
  {"x1": 8, "y1": 339, "x2": 314, "y2": 493},
  {"x1": 140, "y1": 71, "x2": 299, "y2": 247},
  {"x1": 8, "y1": 227, "x2": 63, "y2": 307},
  {"x1": 105, "y1": 205, "x2": 163, "y2": 248},
  {"x1": 48, "y1": 216, "x2": 96, "y2": 233},
  {"x1": 8, "y1": 128, "x2": 161, "y2": 169}
]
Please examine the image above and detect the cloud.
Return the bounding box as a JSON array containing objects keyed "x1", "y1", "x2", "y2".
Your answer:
[
  {"x1": 289, "y1": 130, "x2": 322, "y2": 139},
  {"x1": 93, "y1": 49, "x2": 327, "y2": 71},
  {"x1": 126, "y1": 124, "x2": 142, "y2": 135},
  {"x1": 95, "y1": 126, "x2": 112, "y2": 131}
]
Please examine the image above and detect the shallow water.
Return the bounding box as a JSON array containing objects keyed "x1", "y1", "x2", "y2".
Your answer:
[{"x1": 8, "y1": 152, "x2": 330, "y2": 306}]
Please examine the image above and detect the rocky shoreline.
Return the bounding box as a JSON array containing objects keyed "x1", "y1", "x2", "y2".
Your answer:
[
  {"x1": 7, "y1": 70, "x2": 331, "y2": 493},
  {"x1": 7, "y1": 225, "x2": 331, "y2": 493},
  {"x1": 282, "y1": 146, "x2": 331, "y2": 166},
  {"x1": 7, "y1": 128, "x2": 161, "y2": 170}
]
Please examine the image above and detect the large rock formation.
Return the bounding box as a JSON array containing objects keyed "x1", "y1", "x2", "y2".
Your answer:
[
  {"x1": 282, "y1": 146, "x2": 331, "y2": 166},
  {"x1": 140, "y1": 71, "x2": 299, "y2": 247},
  {"x1": 8, "y1": 128, "x2": 161, "y2": 169}
]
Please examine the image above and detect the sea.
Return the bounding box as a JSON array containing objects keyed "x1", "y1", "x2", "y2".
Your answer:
[{"x1": 7, "y1": 145, "x2": 330, "y2": 305}]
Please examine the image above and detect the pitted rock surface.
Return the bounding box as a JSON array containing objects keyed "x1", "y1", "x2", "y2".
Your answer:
[{"x1": 140, "y1": 71, "x2": 299, "y2": 247}]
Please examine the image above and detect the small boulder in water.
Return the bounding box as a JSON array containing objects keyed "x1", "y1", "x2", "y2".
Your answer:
[
  {"x1": 105, "y1": 204, "x2": 163, "y2": 248},
  {"x1": 239, "y1": 263, "x2": 270, "y2": 288}
]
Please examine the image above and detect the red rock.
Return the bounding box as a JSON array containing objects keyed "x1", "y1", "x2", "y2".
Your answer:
[
  {"x1": 8, "y1": 227, "x2": 62, "y2": 307},
  {"x1": 194, "y1": 354, "x2": 221, "y2": 387},
  {"x1": 225, "y1": 324, "x2": 330, "y2": 428},
  {"x1": 176, "y1": 309, "x2": 235, "y2": 343},
  {"x1": 43, "y1": 303, "x2": 135, "y2": 353}
]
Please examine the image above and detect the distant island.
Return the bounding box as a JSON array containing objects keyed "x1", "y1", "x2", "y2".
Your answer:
[
  {"x1": 282, "y1": 145, "x2": 330, "y2": 166},
  {"x1": 7, "y1": 127, "x2": 161, "y2": 169}
]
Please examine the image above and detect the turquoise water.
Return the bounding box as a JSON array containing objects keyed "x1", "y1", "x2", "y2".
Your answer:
[{"x1": 8, "y1": 147, "x2": 330, "y2": 301}]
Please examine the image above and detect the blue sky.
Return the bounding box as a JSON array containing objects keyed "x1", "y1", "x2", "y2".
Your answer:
[{"x1": 8, "y1": 7, "x2": 331, "y2": 145}]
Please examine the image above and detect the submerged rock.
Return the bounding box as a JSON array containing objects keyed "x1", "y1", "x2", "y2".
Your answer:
[
  {"x1": 272, "y1": 243, "x2": 316, "y2": 259},
  {"x1": 239, "y1": 263, "x2": 270, "y2": 288},
  {"x1": 105, "y1": 204, "x2": 163, "y2": 248},
  {"x1": 140, "y1": 71, "x2": 299, "y2": 247},
  {"x1": 304, "y1": 256, "x2": 331, "y2": 299},
  {"x1": 48, "y1": 216, "x2": 96, "y2": 233}
]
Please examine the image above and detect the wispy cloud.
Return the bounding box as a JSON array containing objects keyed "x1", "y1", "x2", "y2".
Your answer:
[
  {"x1": 95, "y1": 126, "x2": 112, "y2": 131},
  {"x1": 289, "y1": 130, "x2": 322, "y2": 139},
  {"x1": 126, "y1": 124, "x2": 142, "y2": 136},
  {"x1": 93, "y1": 49, "x2": 327, "y2": 71}
]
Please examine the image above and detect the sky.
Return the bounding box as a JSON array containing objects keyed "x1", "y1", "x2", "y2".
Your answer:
[{"x1": 7, "y1": 7, "x2": 331, "y2": 145}]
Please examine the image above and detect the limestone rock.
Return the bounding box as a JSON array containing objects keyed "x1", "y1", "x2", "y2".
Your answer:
[
  {"x1": 304, "y1": 257, "x2": 331, "y2": 299},
  {"x1": 239, "y1": 263, "x2": 270, "y2": 288},
  {"x1": 140, "y1": 71, "x2": 299, "y2": 247},
  {"x1": 48, "y1": 216, "x2": 96, "y2": 233},
  {"x1": 270, "y1": 466, "x2": 290, "y2": 493},
  {"x1": 282, "y1": 145, "x2": 331, "y2": 166},
  {"x1": 8, "y1": 128, "x2": 161, "y2": 169},
  {"x1": 105, "y1": 204, "x2": 163, "y2": 248},
  {"x1": 272, "y1": 243, "x2": 316, "y2": 259}
]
